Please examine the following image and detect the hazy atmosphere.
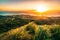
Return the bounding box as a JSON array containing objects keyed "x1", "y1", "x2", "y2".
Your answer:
[{"x1": 0, "y1": 0, "x2": 60, "y2": 40}]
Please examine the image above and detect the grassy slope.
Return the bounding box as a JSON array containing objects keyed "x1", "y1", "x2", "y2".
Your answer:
[{"x1": 0, "y1": 22, "x2": 60, "y2": 40}]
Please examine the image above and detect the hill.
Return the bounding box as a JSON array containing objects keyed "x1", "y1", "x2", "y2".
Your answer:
[
  {"x1": 0, "y1": 22, "x2": 60, "y2": 40},
  {"x1": 0, "y1": 15, "x2": 60, "y2": 33}
]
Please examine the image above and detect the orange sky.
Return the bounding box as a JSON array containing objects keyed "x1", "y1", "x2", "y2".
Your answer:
[
  {"x1": 0, "y1": 0, "x2": 60, "y2": 16},
  {"x1": 0, "y1": 1, "x2": 60, "y2": 11}
]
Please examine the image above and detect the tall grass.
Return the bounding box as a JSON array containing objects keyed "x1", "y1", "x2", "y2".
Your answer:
[
  {"x1": 35, "y1": 25, "x2": 60, "y2": 40},
  {"x1": 0, "y1": 22, "x2": 60, "y2": 40}
]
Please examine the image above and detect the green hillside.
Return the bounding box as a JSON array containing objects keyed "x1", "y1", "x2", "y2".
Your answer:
[{"x1": 0, "y1": 22, "x2": 60, "y2": 40}]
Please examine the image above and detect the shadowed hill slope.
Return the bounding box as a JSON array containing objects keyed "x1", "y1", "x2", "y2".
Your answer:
[
  {"x1": 0, "y1": 22, "x2": 60, "y2": 40},
  {"x1": 0, "y1": 22, "x2": 38, "y2": 40}
]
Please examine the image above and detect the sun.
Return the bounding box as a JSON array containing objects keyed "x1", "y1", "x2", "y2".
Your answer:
[
  {"x1": 36, "y1": 6, "x2": 47, "y2": 12},
  {"x1": 35, "y1": 4, "x2": 48, "y2": 12}
]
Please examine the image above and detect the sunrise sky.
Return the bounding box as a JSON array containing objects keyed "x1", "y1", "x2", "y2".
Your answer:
[
  {"x1": 0, "y1": 0, "x2": 60, "y2": 16},
  {"x1": 0, "y1": 0, "x2": 60, "y2": 11}
]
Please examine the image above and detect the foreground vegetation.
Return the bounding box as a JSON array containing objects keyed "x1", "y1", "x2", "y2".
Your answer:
[
  {"x1": 0, "y1": 15, "x2": 60, "y2": 40},
  {"x1": 0, "y1": 22, "x2": 60, "y2": 40}
]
